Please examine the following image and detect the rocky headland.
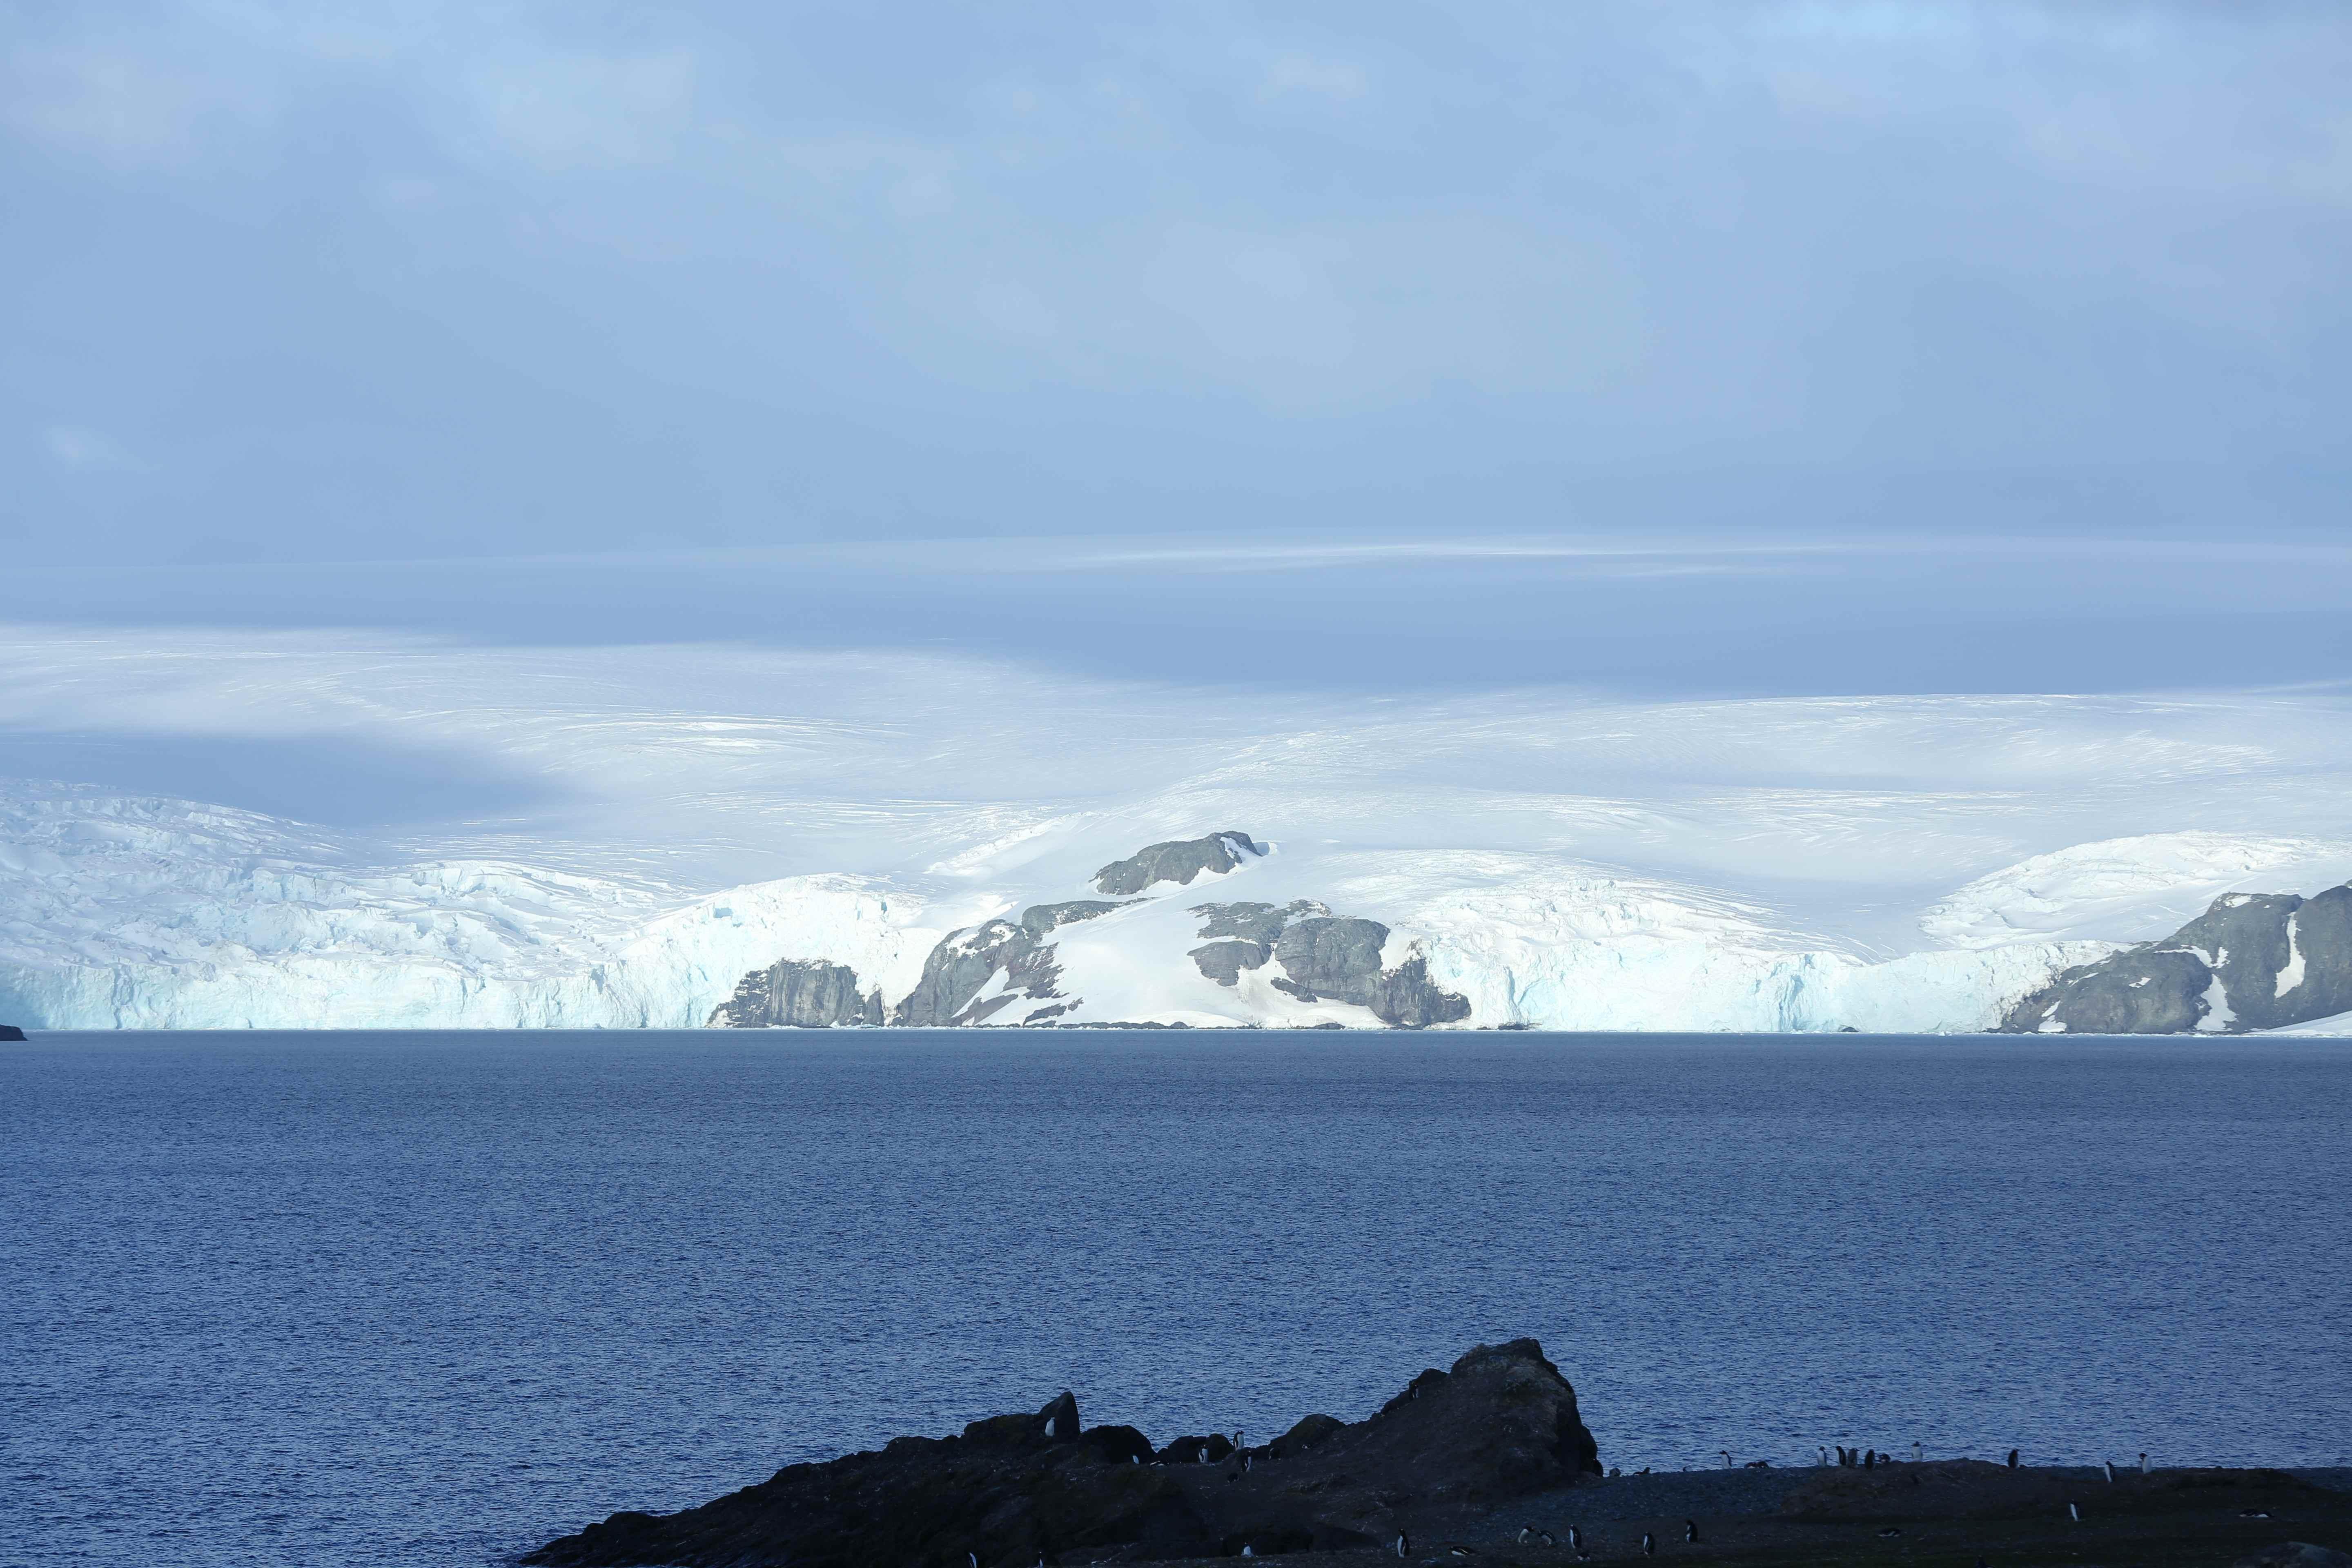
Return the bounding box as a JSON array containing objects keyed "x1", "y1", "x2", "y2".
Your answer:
[
  {"x1": 2001, "y1": 879, "x2": 2352, "y2": 1033},
  {"x1": 526, "y1": 1340, "x2": 2350, "y2": 1567}
]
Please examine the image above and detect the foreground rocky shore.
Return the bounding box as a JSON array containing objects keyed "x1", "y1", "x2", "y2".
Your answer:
[{"x1": 527, "y1": 1340, "x2": 2350, "y2": 1568}]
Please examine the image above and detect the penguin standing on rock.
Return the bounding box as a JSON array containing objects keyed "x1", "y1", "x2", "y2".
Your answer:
[
  {"x1": 1640, "y1": 1532, "x2": 1655, "y2": 1558},
  {"x1": 2139, "y1": 1452, "x2": 2150, "y2": 1474},
  {"x1": 1395, "y1": 1532, "x2": 1410, "y2": 1559},
  {"x1": 1567, "y1": 1526, "x2": 1584, "y2": 1555},
  {"x1": 2068, "y1": 1502, "x2": 2081, "y2": 1522},
  {"x1": 1684, "y1": 1520, "x2": 1699, "y2": 1544},
  {"x1": 1818, "y1": 1447, "x2": 1829, "y2": 1467},
  {"x1": 2007, "y1": 1449, "x2": 2019, "y2": 1469},
  {"x1": 2103, "y1": 1460, "x2": 2115, "y2": 1483}
]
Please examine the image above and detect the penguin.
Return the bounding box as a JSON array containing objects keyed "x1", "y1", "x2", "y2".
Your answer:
[
  {"x1": 1863, "y1": 1450, "x2": 1875, "y2": 1469},
  {"x1": 1449, "y1": 1550, "x2": 1474, "y2": 1559},
  {"x1": 1567, "y1": 1526, "x2": 1584, "y2": 1554},
  {"x1": 1395, "y1": 1532, "x2": 1411, "y2": 1559},
  {"x1": 1719, "y1": 1449, "x2": 1733, "y2": 1469},
  {"x1": 1817, "y1": 1446, "x2": 1829, "y2": 1467},
  {"x1": 1517, "y1": 1527, "x2": 1533, "y2": 1546},
  {"x1": 969, "y1": 1555, "x2": 979, "y2": 1568},
  {"x1": 1537, "y1": 1530, "x2": 1556, "y2": 1548},
  {"x1": 2007, "y1": 1448, "x2": 2019, "y2": 1469},
  {"x1": 2103, "y1": 1460, "x2": 2115, "y2": 1483},
  {"x1": 1683, "y1": 1519, "x2": 1699, "y2": 1544},
  {"x1": 2067, "y1": 1502, "x2": 2080, "y2": 1522},
  {"x1": 2139, "y1": 1451, "x2": 2150, "y2": 1474},
  {"x1": 1640, "y1": 1532, "x2": 1655, "y2": 1558},
  {"x1": 1242, "y1": 1548, "x2": 1253, "y2": 1559},
  {"x1": 1911, "y1": 1443, "x2": 1922, "y2": 1463}
]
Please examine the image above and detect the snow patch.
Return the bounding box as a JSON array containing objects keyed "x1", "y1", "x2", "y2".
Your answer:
[{"x1": 2276, "y1": 913, "x2": 2307, "y2": 997}]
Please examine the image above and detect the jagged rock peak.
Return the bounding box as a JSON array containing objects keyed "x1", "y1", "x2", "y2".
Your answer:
[
  {"x1": 1093, "y1": 831, "x2": 1265, "y2": 896},
  {"x1": 2002, "y1": 880, "x2": 2352, "y2": 1034}
]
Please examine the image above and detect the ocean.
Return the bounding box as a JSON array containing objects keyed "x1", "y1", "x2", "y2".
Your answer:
[{"x1": 5, "y1": 1030, "x2": 2348, "y2": 1566}]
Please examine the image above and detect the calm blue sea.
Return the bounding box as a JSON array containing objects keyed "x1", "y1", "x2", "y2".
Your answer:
[{"x1": 5, "y1": 1031, "x2": 2348, "y2": 1567}]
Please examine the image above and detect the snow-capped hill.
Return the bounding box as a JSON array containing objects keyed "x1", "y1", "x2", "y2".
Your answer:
[{"x1": 1922, "y1": 831, "x2": 2352, "y2": 950}]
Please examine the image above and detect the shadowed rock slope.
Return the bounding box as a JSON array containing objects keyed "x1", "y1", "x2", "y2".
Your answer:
[
  {"x1": 2002, "y1": 880, "x2": 2352, "y2": 1033},
  {"x1": 525, "y1": 1339, "x2": 1600, "y2": 1568}
]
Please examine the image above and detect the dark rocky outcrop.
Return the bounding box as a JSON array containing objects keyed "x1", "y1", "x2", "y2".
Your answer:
[
  {"x1": 2002, "y1": 880, "x2": 2352, "y2": 1034},
  {"x1": 707, "y1": 960, "x2": 883, "y2": 1028},
  {"x1": 1094, "y1": 832, "x2": 1265, "y2": 896},
  {"x1": 1189, "y1": 939, "x2": 1270, "y2": 987},
  {"x1": 1021, "y1": 900, "x2": 1132, "y2": 937},
  {"x1": 528, "y1": 1339, "x2": 1600, "y2": 1568},
  {"x1": 1189, "y1": 901, "x2": 1330, "y2": 987},
  {"x1": 0, "y1": 1023, "x2": 25, "y2": 1042},
  {"x1": 1273, "y1": 917, "x2": 1472, "y2": 1028},
  {"x1": 893, "y1": 901, "x2": 1130, "y2": 1027}
]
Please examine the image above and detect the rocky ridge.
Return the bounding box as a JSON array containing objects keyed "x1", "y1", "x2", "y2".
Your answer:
[
  {"x1": 526, "y1": 1339, "x2": 1601, "y2": 1567},
  {"x1": 2000, "y1": 878, "x2": 2352, "y2": 1033}
]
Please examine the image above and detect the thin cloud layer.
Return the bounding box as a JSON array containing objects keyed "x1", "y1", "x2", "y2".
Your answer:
[{"x1": 4, "y1": 1, "x2": 2347, "y2": 685}]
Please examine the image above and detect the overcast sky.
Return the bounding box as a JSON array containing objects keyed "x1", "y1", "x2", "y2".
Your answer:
[{"x1": 7, "y1": 0, "x2": 2350, "y2": 697}]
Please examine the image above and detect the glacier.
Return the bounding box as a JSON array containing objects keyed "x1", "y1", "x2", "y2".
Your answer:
[{"x1": 9, "y1": 628, "x2": 2352, "y2": 1032}]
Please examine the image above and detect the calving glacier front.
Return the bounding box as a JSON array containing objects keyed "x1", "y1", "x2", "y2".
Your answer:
[{"x1": 2, "y1": 791, "x2": 2114, "y2": 1031}]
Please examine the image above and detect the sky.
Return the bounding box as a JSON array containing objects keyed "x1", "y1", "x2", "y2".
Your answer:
[{"x1": 5, "y1": 1, "x2": 2351, "y2": 724}]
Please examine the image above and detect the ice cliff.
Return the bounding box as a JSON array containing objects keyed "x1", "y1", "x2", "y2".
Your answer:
[{"x1": 0, "y1": 792, "x2": 2173, "y2": 1033}]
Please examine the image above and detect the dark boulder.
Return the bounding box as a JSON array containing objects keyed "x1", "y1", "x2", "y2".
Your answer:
[
  {"x1": 1094, "y1": 832, "x2": 1264, "y2": 896},
  {"x1": 527, "y1": 1339, "x2": 1600, "y2": 1567},
  {"x1": 707, "y1": 959, "x2": 882, "y2": 1029},
  {"x1": 1266, "y1": 1412, "x2": 1345, "y2": 1459}
]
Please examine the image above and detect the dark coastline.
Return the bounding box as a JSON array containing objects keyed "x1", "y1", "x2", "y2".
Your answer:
[{"x1": 524, "y1": 1342, "x2": 2352, "y2": 1568}]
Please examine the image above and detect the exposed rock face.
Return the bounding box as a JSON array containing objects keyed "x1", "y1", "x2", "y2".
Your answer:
[
  {"x1": 1094, "y1": 831, "x2": 1264, "y2": 896},
  {"x1": 1021, "y1": 900, "x2": 1132, "y2": 937},
  {"x1": 1189, "y1": 940, "x2": 1268, "y2": 987},
  {"x1": 1273, "y1": 917, "x2": 1472, "y2": 1028},
  {"x1": 893, "y1": 900, "x2": 1130, "y2": 1026},
  {"x1": 526, "y1": 1339, "x2": 1601, "y2": 1568},
  {"x1": 2002, "y1": 881, "x2": 2352, "y2": 1033},
  {"x1": 706, "y1": 959, "x2": 882, "y2": 1028},
  {"x1": 1187, "y1": 900, "x2": 1330, "y2": 987},
  {"x1": 0, "y1": 1023, "x2": 25, "y2": 1041}
]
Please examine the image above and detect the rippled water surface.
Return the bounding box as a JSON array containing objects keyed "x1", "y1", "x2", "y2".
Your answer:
[{"x1": 7, "y1": 1030, "x2": 2349, "y2": 1566}]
